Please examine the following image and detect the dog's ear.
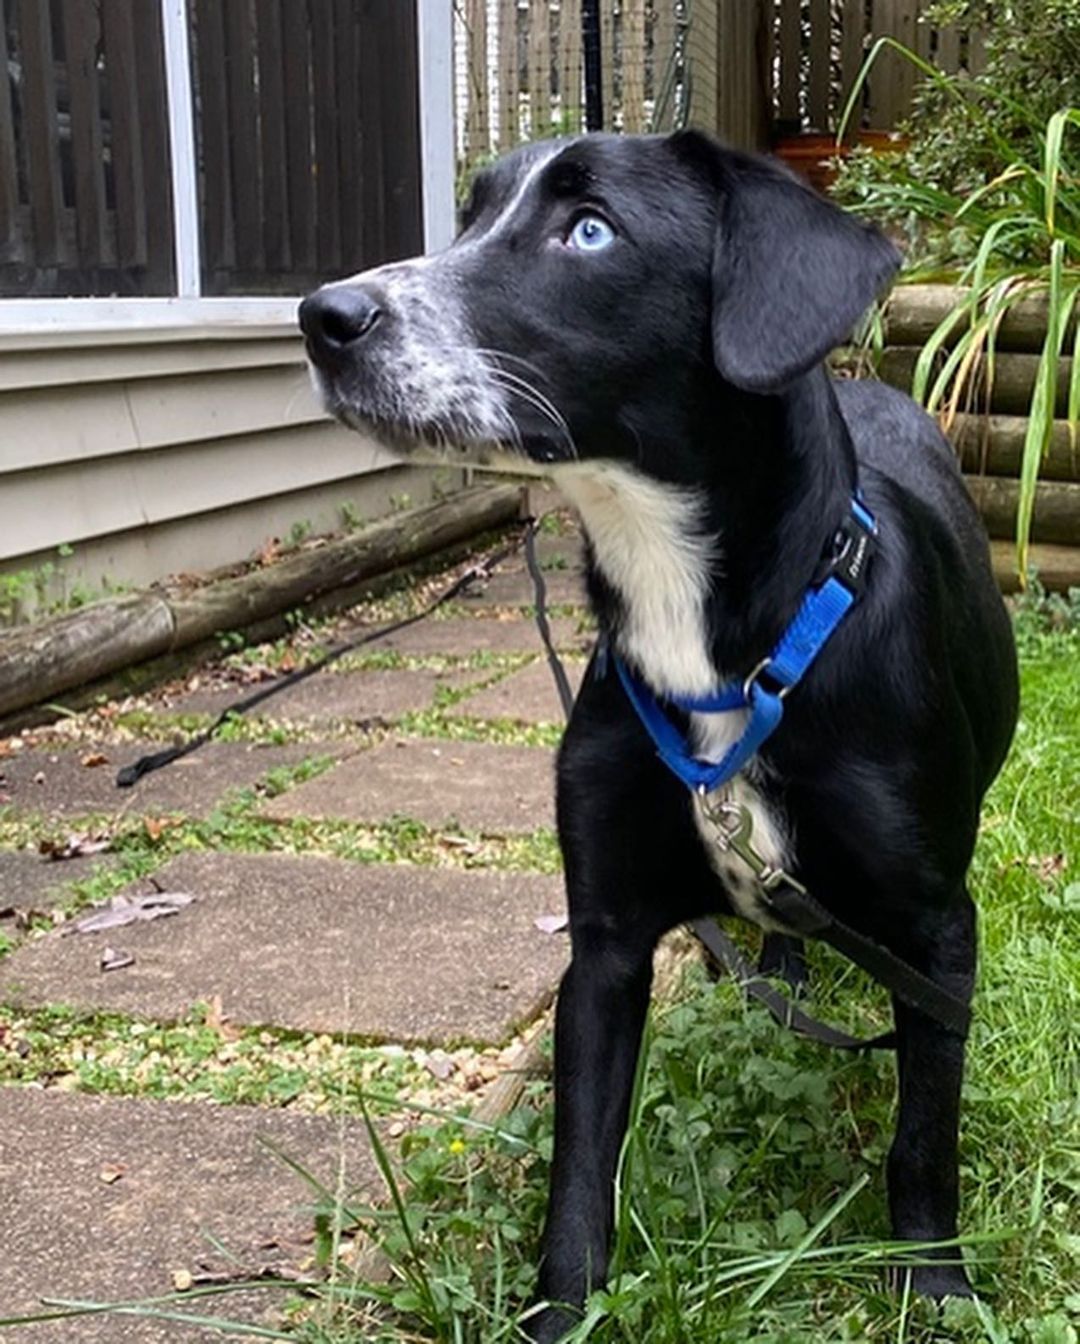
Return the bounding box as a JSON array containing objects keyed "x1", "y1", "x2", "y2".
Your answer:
[{"x1": 672, "y1": 131, "x2": 900, "y2": 393}]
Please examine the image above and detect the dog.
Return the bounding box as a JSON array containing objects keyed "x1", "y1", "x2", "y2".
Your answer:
[{"x1": 299, "y1": 131, "x2": 1019, "y2": 1341}]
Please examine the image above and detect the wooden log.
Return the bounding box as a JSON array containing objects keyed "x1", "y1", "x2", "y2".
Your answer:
[
  {"x1": 0, "y1": 594, "x2": 174, "y2": 719},
  {"x1": 951, "y1": 414, "x2": 1080, "y2": 483},
  {"x1": 0, "y1": 486, "x2": 526, "y2": 724},
  {"x1": 880, "y1": 347, "x2": 1074, "y2": 417},
  {"x1": 168, "y1": 486, "x2": 527, "y2": 646},
  {"x1": 965, "y1": 476, "x2": 1080, "y2": 547},
  {"x1": 884, "y1": 284, "x2": 1080, "y2": 355},
  {"x1": 992, "y1": 540, "x2": 1080, "y2": 594}
]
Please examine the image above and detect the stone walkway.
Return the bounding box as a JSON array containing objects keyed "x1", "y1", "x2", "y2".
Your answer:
[{"x1": 0, "y1": 517, "x2": 589, "y2": 1340}]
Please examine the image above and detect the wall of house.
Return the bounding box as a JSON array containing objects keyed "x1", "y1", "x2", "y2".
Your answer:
[{"x1": 0, "y1": 316, "x2": 463, "y2": 620}]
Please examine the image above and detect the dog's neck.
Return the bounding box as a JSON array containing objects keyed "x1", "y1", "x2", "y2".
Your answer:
[{"x1": 554, "y1": 369, "x2": 857, "y2": 698}]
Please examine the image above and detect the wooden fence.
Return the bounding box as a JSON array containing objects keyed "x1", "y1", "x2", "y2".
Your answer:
[
  {"x1": 455, "y1": 0, "x2": 985, "y2": 177},
  {"x1": 0, "y1": 0, "x2": 175, "y2": 296},
  {"x1": 0, "y1": 0, "x2": 423, "y2": 298}
]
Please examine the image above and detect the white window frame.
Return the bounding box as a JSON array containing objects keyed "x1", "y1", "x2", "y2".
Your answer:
[{"x1": 0, "y1": 0, "x2": 454, "y2": 332}]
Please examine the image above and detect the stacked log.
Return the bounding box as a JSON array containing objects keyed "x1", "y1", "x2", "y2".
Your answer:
[{"x1": 880, "y1": 283, "x2": 1080, "y2": 592}]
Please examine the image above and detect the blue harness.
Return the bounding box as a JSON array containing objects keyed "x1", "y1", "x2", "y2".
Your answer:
[{"x1": 612, "y1": 494, "x2": 878, "y2": 792}]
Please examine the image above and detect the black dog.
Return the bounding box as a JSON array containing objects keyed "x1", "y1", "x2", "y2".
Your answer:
[{"x1": 299, "y1": 132, "x2": 1019, "y2": 1340}]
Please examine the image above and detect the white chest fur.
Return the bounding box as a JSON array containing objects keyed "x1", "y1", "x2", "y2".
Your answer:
[{"x1": 554, "y1": 461, "x2": 793, "y2": 928}]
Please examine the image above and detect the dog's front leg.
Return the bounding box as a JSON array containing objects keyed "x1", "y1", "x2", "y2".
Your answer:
[
  {"x1": 527, "y1": 929, "x2": 655, "y2": 1341},
  {"x1": 887, "y1": 892, "x2": 977, "y2": 1299}
]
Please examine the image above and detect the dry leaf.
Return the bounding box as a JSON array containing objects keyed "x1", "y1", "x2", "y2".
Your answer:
[
  {"x1": 535, "y1": 913, "x2": 569, "y2": 935},
  {"x1": 39, "y1": 832, "x2": 113, "y2": 861},
  {"x1": 80, "y1": 752, "x2": 109, "y2": 769},
  {"x1": 98, "y1": 1162, "x2": 125, "y2": 1185},
  {"x1": 101, "y1": 946, "x2": 135, "y2": 972},
  {"x1": 419, "y1": 1050, "x2": 455, "y2": 1081},
  {"x1": 205, "y1": 994, "x2": 242, "y2": 1042},
  {"x1": 68, "y1": 891, "x2": 195, "y2": 935}
]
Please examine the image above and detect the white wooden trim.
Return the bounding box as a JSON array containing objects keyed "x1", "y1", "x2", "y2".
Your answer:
[
  {"x1": 417, "y1": 0, "x2": 457, "y2": 254},
  {"x1": 0, "y1": 297, "x2": 303, "y2": 336},
  {"x1": 160, "y1": 0, "x2": 202, "y2": 297}
]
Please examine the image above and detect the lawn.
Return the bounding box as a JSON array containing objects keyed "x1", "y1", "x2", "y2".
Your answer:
[{"x1": 283, "y1": 607, "x2": 1079, "y2": 1344}]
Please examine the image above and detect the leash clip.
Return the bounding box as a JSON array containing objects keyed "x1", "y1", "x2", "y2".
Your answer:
[{"x1": 697, "y1": 787, "x2": 808, "y2": 900}]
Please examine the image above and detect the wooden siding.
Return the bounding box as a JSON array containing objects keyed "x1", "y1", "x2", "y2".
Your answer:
[{"x1": 0, "y1": 325, "x2": 463, "y2": 608}]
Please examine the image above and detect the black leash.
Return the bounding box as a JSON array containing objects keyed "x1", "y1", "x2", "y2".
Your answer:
[
  {"x1": 119, "y1": 513, "x2": 958, "y2": 1051},
  {"x1": 116, "y1": 528, "x2": 531, "y2": 788}
]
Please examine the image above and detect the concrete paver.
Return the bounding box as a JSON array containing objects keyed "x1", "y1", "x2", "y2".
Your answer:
[
  {"x1": 340, "y1": 614, "x2": 593, "y2": 658},
  {"x1": 161, "y1": 668, "x2": 475, "y2": 725},
  {"x1": 0, "y1": 1087, "x2": 380, "y2": 1342},
  {"x1": 0, "y1": 742, "x2": 338, "y2": 821},
  {"x1": 261, "y1": 737, "x2": 557, "y2": 833},
  {"x1": 1, "y1": 850, "x2": 120, "y2": 918},
  {"x1": 0, "y1": 852, "x2": 568, "y2": 1044},
  {"x1": 454, "y1": 659, "x2": 588, "y2": 725},
  {"x1": 459, "y1": 569, "x2": 587, "y2": 610}
]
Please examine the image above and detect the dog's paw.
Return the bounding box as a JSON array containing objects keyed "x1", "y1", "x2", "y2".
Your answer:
[
  {"x1": 894, "y1": 1261, "x2": 975, "y2": 1301},
  {"x1": 520, "y1": 1304, "x2": 580, "y2": 1343}
]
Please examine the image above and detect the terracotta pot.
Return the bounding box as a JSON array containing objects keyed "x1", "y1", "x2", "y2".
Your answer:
[{"x1": 773, "y1": 130, "x2": 909, "y2": 193}]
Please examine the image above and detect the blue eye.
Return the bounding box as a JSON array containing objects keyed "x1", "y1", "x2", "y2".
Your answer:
[{"x1": 567, "y1": 214, "x2": 615, "y2": 252}]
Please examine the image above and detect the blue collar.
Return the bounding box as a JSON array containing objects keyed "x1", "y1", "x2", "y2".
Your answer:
[{"x1": 613, "y1": 494, "x2": 878, "y2": 795}]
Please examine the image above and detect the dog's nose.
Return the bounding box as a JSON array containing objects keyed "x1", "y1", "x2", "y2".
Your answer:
[{"x1": 299, "y1": 286, "x2": 382, "y2": 358}]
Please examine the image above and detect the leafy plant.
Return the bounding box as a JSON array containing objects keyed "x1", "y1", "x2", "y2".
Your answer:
[{"x1": 838, "y1": 44, "x2": 1080, "y2": 580}]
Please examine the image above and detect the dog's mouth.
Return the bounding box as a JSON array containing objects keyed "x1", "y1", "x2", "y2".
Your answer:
[{"x1": 311, "y1": 365, "x2": 570, "y2": 478}]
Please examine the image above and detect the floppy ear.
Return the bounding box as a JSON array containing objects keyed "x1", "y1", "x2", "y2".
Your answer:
[{"x1": 677, "y1": 134, "x2": 900, "y2": 393}]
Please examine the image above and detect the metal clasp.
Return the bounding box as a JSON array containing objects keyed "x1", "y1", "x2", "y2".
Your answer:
[
  {"x1": 742, "y1": 658, "x2": 792, "y2": 704},
  {"x1": 696, "y1": 786, "x2": 807, "y2": 899}
]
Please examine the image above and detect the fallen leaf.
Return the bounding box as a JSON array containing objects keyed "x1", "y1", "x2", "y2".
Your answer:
[
  {"x1": 1028, "y1": 853, "x2": 1068, "y2": 882},
  {"x1": 80, "y1": 752, "x2": 109, "y2": 769},
  {"x1": 98, "y1": 1162, "x2": 125, "y2": 1184},
  {"x1": 68, "y1": 891, "x2": 195, "y2": 935},
  {"x1": 205, "y1": 994, "x2": 242, "y2": 1042},
  {"x1": 101, "y1": 947, "x2": 135, "y2": 972},
  {"x1": 419, "y1": 1050, "x2": 455, "y2": 1081},
  {"x1": 143, "y1": 815, "x2": 182, "y2": 842},
  {"x1": 39, "y1": 832, "x2": 113, "y2": 861},
  {"x1": 534, "y1": 913, "x2": 569, "y2": 935}
]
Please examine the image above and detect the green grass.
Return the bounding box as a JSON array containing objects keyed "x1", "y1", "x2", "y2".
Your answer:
[
  {"x1": 2, "y1": 621, "x2": 1076, "y2": 1342},
  {"x1": 273, "y1": 624, "x2": 1080, "y2": 1344}
]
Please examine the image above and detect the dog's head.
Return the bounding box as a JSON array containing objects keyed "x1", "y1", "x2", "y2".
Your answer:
[{"x1": 300, "y1": 132, "x2": 899, "y2": 472}]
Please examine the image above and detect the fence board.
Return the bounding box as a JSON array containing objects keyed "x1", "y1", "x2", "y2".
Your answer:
[
  {"x1": 224, "y1": 0, "x2": 262, "y2": 273},
  {"x1": 17, "y1": 0, "x2": 63, "y2": 265},
  {"x1": 465, "y1": 0, "x2": 489, "y2": 159},
  {"x1": 193, "y1": 0, "x2": 230, "y2": 275},
  {"x1": 357, "y1": 0, "x2": 385, "y2": 268},
  {"x1": 334, "y1": 0, "x2": 363, "y2": 273},
  {"x1": 870, "y1": 0, "x2": 919, "y2": 126},
  {"x1": 777, "y1": 0, "x2": 801, "y2": 127},
  {"x1": 132, "y1": 1, "x2": 173, "y2": 290},
  {"x1": 652, "y1": 0, "x2": 677, "y2": 131},
  {"x1": 966, "y1": 27, "x2": 986, "y2": 74},
  {"x1": 600, "y1": 0, "x2": 614, "y2": 127},
  {"x1": 101, "y1": 0, "x2": 146, "y2": 269},
  {"x1": 806, "y1": 0, "x2": 831, "y2": 131},
  {"x1": 839, "y1": 0, "x2": 867, "y2": 130},
  {"x1": 936, "y1": 24, "x2": 959, "y2": 70},
  {"x1": 686, "y1": 0, "x2": 718, "y2": 130},
  {"x1": 63, "y1": 0, "x2": 107, "y2": 268},
  {"x1": 621, "y1": 0, "x2": 646, "y2": 132},
  {"x1": 0, "y1": 0, "x2": 18, "y2": 257},
  {"x1": 255, "y1": 0, "x2": 288, "y2": 273},
  {"x1": 378, "y1": 0, "x2": 422, "y2": 262},
  {"x1": 280, "y1": 1, "x2": 314, "y2": 274},
  {"x1": 528, "y1": 0, "x2": 550, "y2": 138},
  {"x1": 310, "y1": 0, "x2": 341, "y2": 271},
  {"x1": 560, "y1": 0, "x2": 581, "y2": 132},
  {"x1": 496, "y1": 0, "x2": 517, "y2": 150}
]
